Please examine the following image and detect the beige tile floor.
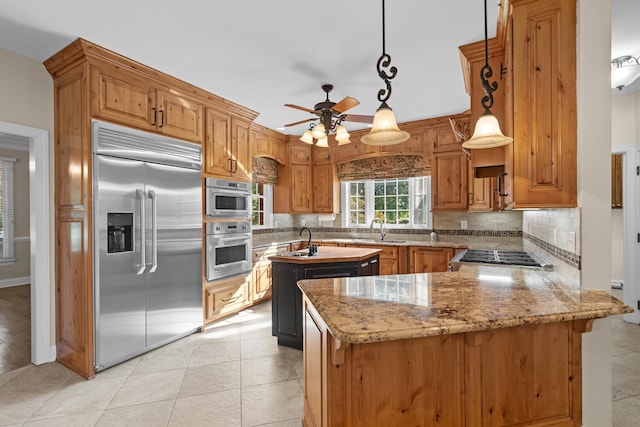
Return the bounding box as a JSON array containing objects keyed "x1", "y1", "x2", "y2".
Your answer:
[
  {"x1": 1, "y1": 286, "x2": 640, "y2": 426},
  {"x1": 0, "y1": 300, "x2": 304, "y2": 426}
]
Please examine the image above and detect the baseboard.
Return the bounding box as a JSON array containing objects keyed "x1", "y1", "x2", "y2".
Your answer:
[{"x1": 0, "y1": 276, "x2": 30, "y2": 288}]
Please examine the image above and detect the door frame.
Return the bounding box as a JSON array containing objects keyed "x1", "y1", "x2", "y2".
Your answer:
[
  {"x1": 0, "y1": 120, "x2": 53, "y2": 364},
  {"x1": 612, "y1": 144, "x2": 640, "y2": 324}
]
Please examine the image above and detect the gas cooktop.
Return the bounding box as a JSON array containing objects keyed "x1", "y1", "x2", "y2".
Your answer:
[{"x1": 455, "y1": 249, "x2": 551, "y2": 269}]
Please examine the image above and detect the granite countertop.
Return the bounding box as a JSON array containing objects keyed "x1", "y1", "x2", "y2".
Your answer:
[
  {"x1": 297, "y1": 265, "x2": 633, "y2": 344},
  {"x1": 269, "y1": 246, "x2": 381, "y2": 264},
  {"x1": 253, "y1": 238, "x2": 469, "y2": 250}
]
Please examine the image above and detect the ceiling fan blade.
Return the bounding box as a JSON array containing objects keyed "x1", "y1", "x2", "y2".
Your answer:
[
  {"x1": 284, "y1": 104, "x2": 317, "y2": 114},
  {"x1": 284, "y1": 118, "x2": 316, "y2": 127},
  {"x1": 332, "y1": 97, "x2": 360, "y2": 113},
  {"x1": 343, "y1": 114, "x2": 374, "y2": 123}
]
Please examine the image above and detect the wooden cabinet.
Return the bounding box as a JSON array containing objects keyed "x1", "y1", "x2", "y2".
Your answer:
[
  {"x1": 612, "y1": 153, "x2": 623, "y2": 208},
  {"x1": 44, "y1": 38, "x2": 258, "y2": 378},
  {"x1": 90, "y1": 62, "x2": 204, "y2": 143},
  {"x1": 432, "y1": 150, "x2": 468, "y2": 211},
  {"x1": 251, "y1": 126, "x2": 287, "y2": 164},
  {"x1": 204, "y1": 273, "x2": 252, "y2": 325},
  {"x1": 303, "y1": 294, "x2": 586, "y2": 427},
  {"x1": 291, "y1": 164, "x2": 312, "y2": 212},
  {"x1": 313, "y1": 163, "x2": 339, "y2": 213},
  {"x1": 252, "y1": 243, "x2": 290, "y2": 303},
  {"x1": 505, "y1": 0, "x2": 577, "y2": 208},
  {"x1": 409, "y1": 247, "x2": 456, "y2": 273},
  {"x1": 348, "y1": 243, "x2": 406, "y2": 275},
  {"x1": 204, "y1": 109, "x2": 251, "y2": 181}
]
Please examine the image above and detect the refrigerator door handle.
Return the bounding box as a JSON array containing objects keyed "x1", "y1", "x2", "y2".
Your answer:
[
  {"x1": 148, "y1": 189, "x2": 158, "y2": 273},
  {"x1": 136, "y1": 189, "x2": 146, "y2": 275}
]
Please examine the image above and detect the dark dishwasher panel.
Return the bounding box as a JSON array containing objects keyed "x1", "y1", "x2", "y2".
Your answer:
[{"x1": 304, "y1": 264, "x2": 358, "y2": 279}]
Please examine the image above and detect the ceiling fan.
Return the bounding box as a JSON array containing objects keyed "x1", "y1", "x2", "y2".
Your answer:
[{"x1": 284, "y1": 84, "x2": 374, "y2": 136}]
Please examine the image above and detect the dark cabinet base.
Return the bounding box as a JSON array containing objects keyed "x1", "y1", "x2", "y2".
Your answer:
[{"x1": 271, "y1": 255, "x2": 379, "y2": 349}]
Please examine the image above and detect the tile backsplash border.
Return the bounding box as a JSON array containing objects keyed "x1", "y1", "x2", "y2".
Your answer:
[{"x1": 523, "y1": 232, "x2": 581, "y2": 270}]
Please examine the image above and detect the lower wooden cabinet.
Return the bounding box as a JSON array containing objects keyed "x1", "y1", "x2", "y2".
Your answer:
[
  {"x1": 204, "y1": 273, "x2": 252, "y2": 325},
  {"x1": 252, "y1": 243, "x2": 290, "y2": 303},
  {"x1": 409, "y1": 247, "x2": 456, "y2": 273},
  {"x1": 303, "y1": 295, "x2": 586, "y2": 426},
  {"x1": 348, "y1": 243, "x2": 406, "y2": 275}
]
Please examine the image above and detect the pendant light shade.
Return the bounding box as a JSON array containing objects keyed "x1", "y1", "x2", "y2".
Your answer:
[
  {"x1": 361, "y1": 0, "x2": 409, "y2": 146},
  {"x1": 465, "y1": 0, "x2": 512, "y2": 150},
  {"x1": 462, "y1": 113, "x2": 513, "y2": 149},
  {"x1": 311, "y1": 123, "x2": 326, "y2": 140},
  {"x1": 300, "y1": 129, "x2": 314, "y2": 144},
  {"x1": 361, "y1": 106, "x2": 410, "y2": 146},
  {"x1": 611, "y1": 55, "x2": 640, "y2": 90},
  {"x1": 316, "y1": 136, "x2": 329, "y2": 148}
]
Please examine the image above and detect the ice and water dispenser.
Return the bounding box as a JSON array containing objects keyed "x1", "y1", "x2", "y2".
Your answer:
[{"x1": 107, "y1": 213, "x2": 133, "y2": 253}]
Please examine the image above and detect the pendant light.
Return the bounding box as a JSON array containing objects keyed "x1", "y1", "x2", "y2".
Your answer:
[
  {"x1": 462, "y1": 0, "x2": 513, "y2": 149},
  {"x1": 611, "y1": 55, "x2": 640, "y2": 90},
  {"x1": 361, "y1": 0, "x2": 409, "y2": 146},
  {"x1": 300, "y1": 129, "x2": 314, "y2": 144},
  {"x1": 335, "y1": 125, "x2": 351, "y2": 145}
]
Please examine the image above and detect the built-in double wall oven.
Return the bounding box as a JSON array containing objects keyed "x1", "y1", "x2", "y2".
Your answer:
[{"x1": 204, "y1": 178, "x2": 253, "y2": 283}]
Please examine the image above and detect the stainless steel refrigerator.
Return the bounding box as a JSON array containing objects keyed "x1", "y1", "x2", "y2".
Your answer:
[{"x1": 92, "y1": 120, "x2": 202, "y2": 372}]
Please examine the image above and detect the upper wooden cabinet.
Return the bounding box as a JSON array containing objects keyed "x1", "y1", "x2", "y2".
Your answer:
[
  {"x1": 432, "y1": 149, "x2": 468, "y2": 211},
  {"x1": 504, "y1": 0, "x2": 577, "y2": 208},
  {"x1": 90, "y1": 62, "x2": 204, "y2": 143},
  {"x1": 291, "y1": 144, "x2": 311, "y2": 164},
  {"x1": 313, "y1": 163, "x2": 339, "y2": 213},
  {"x1": 251, "y1": 125, "x2": 286, "y2": 164},
  {"x1": 204, "y1": 109, "x2": 251, "y2": 181}
]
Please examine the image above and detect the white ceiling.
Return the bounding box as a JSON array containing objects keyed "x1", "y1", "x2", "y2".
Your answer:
[{"x1": 0, "y1": 0, "x2": 637, "y2": 133}]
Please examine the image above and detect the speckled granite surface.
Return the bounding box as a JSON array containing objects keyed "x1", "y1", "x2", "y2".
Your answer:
[
  {"x1": 269, "y1": 246, "x2": 381, "y2": 264},
  {"x1": 297, "y1": 265, "x2": 633, "y2": 344}
]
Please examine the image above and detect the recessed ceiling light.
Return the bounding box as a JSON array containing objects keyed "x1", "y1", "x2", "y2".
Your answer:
[{"x1": 276, "y1": 126, "x2": 286, "y2": 131}]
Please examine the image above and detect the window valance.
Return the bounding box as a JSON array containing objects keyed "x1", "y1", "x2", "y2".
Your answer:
[
  {"x1": 337, "y1": 155, "x2": 430, "y2": 181},
  {"x1": 252, "y1": 157, "x2": 278, "y2": 185}
]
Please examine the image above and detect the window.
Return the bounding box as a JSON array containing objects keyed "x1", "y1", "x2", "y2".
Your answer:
[
  {"x1": 251, "y1": 183, "x2": 273, "y2": 228},
  {"x1": 0, "y1": 157, "x2": 15, "y2": 263},
  {"x1": 342, "y1": 177, "x2": 431, "y2": 228}
]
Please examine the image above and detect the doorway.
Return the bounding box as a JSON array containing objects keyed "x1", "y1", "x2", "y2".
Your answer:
[{"x1": 0, "y1": 120, "x2": 52, "y2": 365}]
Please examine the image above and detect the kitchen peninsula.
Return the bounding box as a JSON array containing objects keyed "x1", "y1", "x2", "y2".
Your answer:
[
  {"x1": 270, "y1": 246, "x2": 381, "y2": 349},
  {"x1": 298, "y1": 266, "x2": 632, "y2": 427}
]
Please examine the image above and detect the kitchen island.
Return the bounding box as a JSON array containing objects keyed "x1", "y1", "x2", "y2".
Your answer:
[
  {"x1": 298, "y1": 265, "x2": 632, "y2": 427},
  {"x1": 270, "y1": 246, "x2": 381, "y2": 349}
]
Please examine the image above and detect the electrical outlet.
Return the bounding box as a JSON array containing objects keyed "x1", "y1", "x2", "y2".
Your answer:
[
  {"x1": 300, "y1": 220, "x2": 305, "y2": 227},
  {"x1": 568, "y1": 231, "x2": 576, "y2": 252},
  {"x1": 460, "y1": 220, "x2": 467, "y2": 230}
]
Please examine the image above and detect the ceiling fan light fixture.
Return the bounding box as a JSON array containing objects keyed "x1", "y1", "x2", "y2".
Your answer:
[
  {"x1": 316, "y1": 136, "x2": 329, "y2": 148},
  {"x1": 311, "y1": 123, "x2": 326, "y2": 139},
  {"x1": 335, "y1": 125, "x2": 351, "y2": 144},
  {"x1": 462, "y1": 113, "x2": 513, "y2": 149},
  {"x1": 300, "y1": 129, "x2": 314, "y2": 144},
  {"x1": 361, "y1": 105, "x2": 409, "y2": 146},
  {"x1": 362, "y1": 0, "x2": 409, "y2": 147}
]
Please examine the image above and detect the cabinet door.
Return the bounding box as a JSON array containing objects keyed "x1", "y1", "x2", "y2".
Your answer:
[
  {"x1": 204, "y1": 109, "x2": 232, "y2": 177},
  {"x1": 204, "y1": 274, "x2": 251, "y2": 324},
  {"x1": 510, "y1": 0, "x2": 577, "y2": 208},
  {"x1": 432, "y1": 151, "x2": 468, "y2": 210},
  {"x1": 312, "y1": 144, "x2": 332, "y2": 165},
  {"x1": 252, "y1": 261, "x2": 272, "y2": 302},
  {"x1": 313, "y1": 163, "x2": 337, "y2": 213},
  {"x1": 410, "y1": 248, "x2": 453, "y2": 273},
  {"x1": 291, "y1": 144, "x2": 311, "y2": 164},
  {"x1": 432, "y1": 125, "x2": 462, "y2": 152},
  {"x1": 252, "y1": 130, "x2": 271, "y2": 158},
  {"x1": 90, "y1": 63, "x2": 156, "y2": 132},
  {"x1": 291, "y1": 164, "x2": 312, "y2": 212},
  {"x1": 156, "y1": 89, "x2": 204, "y2": 143},
  {"x1": 612, "y1": 154, "x2": 623, "y2": 208},
  {"x1": 271, "y1": 139, "x2": 287, "y2": 164},
  {"x1": 232, "y1": 118, "x2": 252, "y2": 182}
]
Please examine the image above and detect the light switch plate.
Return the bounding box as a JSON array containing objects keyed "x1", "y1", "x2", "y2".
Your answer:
[
  {"x1": 460, "y1": 220, "x2": 467, "y2": 230},
  {"x1": 568, "y1": 231, "x2": 576, "y2": 252}
]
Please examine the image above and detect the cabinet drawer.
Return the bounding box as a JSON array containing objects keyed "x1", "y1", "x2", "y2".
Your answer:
[
  {"x1": 204, "y1": 274, "x2": 251, "y2": 323},
  {"x1": 253, "y1": 244, "x2": 290, "y2": 262},
  {"x1": 350, "y1": 244, "x2": 399, "y2": 259}
]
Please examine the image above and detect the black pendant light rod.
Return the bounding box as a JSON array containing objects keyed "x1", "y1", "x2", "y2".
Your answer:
[
  {"x1": 375, "y1": 0, "x2": 397, "y2": 107},
  {"x1": 480, "y1": 0, "x2": 498, "y2": 114}
]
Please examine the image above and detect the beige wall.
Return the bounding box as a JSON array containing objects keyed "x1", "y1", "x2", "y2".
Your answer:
[
  {"x1": 0, "y1": 146, "x2": 30, "y2": 282},
  {"x1": 0, "y1": 47, "x2": 55, "y2": 341}
]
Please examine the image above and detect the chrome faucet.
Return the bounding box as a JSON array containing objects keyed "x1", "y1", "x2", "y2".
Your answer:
[
  {"x1": 300, "y1": 227, "x2": 312, "y2": 252},
  {"x1": 370, "y1": 218, "x2": 387, "y2": 241}
]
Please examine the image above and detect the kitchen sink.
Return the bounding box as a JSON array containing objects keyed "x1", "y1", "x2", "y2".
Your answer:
[{"x1": 281, "y1": 250, "x2": 312, "y2": 257}]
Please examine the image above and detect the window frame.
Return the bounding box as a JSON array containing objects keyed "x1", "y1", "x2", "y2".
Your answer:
[
  {"x1": 341, "y1": 176, "x2": 432, "y2": 229},
  {"x1": 251, "y1": 182, "x2": 273, "y2": 229}
]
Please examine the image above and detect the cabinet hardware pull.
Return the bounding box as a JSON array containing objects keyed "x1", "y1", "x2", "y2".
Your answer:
[
  {"x1": 222, "y1": 294, "x2": 242, "y2": 303},
  {"x1": 151, "y1": 108, "x2": 157, "y2": 126},
  {"x1": 371, "y1": 259, "x2": 378, "y2": 264},
  {"x1": 497, "y1": 172, "x2": 508, "y2": 197},
  {"x1": 232, "y1": 159, "x2": 238, "y2": 173},
  {"x1": 159, "y1": 110, "x2": 165, "y2": 127},
  {"x1": 361, "y1": 262, "x2": 369, "y2": 268}
]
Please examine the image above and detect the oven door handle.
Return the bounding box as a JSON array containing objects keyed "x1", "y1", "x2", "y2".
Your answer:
[
  {"x1": 211, "y1": 235, "x2": 252, "y2": 244},
  {"x1": 147, "y1": 190, "x2": 158, "y2": 273}
]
